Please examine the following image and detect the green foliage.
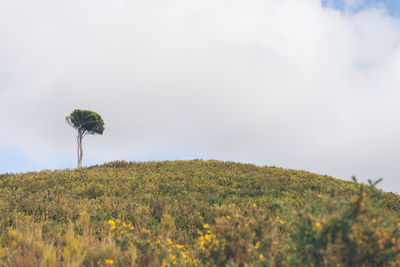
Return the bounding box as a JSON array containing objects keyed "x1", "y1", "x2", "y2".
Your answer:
[
  {"x1": 289, "y1": 180, "x2": 400, "y2": 266},
  {"x1": 65, "y1": 109, "x2": 104, "y2": 136},
  {"x1": 0, "y1": 160, "x2": 399, "y2": 266}
]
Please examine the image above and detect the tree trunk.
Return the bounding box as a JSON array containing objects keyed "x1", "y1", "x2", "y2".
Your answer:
[
  {"x1": 79, "y1": 136, "x2": 83, "y2": 168},
  {"x1": 77, "y1": 130, "x2": 83, "y2": 169}
]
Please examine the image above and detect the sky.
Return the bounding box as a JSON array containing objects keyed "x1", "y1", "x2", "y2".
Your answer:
[
  {"x1": 323, "y1": 0, "x2": 400, "y2": 17},
  {"x1": 0, "y1": 0, "x2": 400, "y2": 192}
]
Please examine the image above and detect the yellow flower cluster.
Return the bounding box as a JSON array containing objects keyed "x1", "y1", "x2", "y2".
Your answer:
[
  {"x1": 108, "y1": 220, "x2": 115, "y2": 229},
  {"x1": 198, "y1": 232, "x2": 220, "y2": 250},
  {"x1": 105, "y1": 259, "x2": 114, "y2": 265},
  {"x1": 315, "y1": 222, "x2": 322, "y2": 231},
  {"x1": 108, "y1": 219, "x2": 134, "y2": 231},
  {"x1": 154, "y1": 237, "x2": 192, "y2": 266},
  {"x1": 123, "y1": 221, "x2": 134, "y2": 230}
]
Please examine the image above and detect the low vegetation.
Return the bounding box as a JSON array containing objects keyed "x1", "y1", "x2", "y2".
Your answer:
[{"x1": 0, "y1": 160, "x2": 399, "y2": 266}]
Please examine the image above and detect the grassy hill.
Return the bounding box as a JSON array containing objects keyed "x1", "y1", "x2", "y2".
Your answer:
[{"x1": 0, "y1": 160, "x2": 400, "y2": 266}]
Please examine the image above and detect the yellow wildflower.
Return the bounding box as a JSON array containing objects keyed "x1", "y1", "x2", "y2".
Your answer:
[
  {"x1": 168, "y1": 239, "x2": 173, "y2": 244},
  {"x1": 203, "y1": 224, "x2": 210, "y2": 229},
  {"x1": 315, "y1": 222, "x2": 322, "y2": 231},
  {"x1": 108, "y1": 220, "x2": 116, "y2": 229},
  {"x1": 176, "y1": 244, "x2": 184, "y2": 249},
  {"x1": 105, "y1": 259, "x2": 114, "y2": 265}
]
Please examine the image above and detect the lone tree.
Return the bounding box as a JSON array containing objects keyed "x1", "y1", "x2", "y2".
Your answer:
[{"x1": 66, "y1": 109, "x2": 104, "y2": 169}]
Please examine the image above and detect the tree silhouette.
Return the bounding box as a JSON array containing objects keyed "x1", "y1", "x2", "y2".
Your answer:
[{"x1": 66, "y1": 109, "x2": 104, "y2": 169}]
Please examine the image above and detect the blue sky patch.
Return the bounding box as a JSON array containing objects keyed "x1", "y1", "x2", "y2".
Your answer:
[
  {"x1": 0, "y1": 148, "x2": 33, "y2": 174},
  {"x1": 322, "y1": 0, "x2": 400, "y2": 17}
]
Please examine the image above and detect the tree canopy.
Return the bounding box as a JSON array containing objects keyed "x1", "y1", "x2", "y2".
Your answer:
[{"x1": 66, "y1": 109, "x2": 104, "y2": 136}]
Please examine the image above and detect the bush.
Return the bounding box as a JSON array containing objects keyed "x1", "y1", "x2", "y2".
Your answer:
[{"x1": 0, "y1": 160, "x2": 399, "y2": 266}]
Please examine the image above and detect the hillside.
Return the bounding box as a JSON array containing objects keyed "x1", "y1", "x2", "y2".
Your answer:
[{"x1": 0, "y1": 160, "x2": 399, "y2": 266}]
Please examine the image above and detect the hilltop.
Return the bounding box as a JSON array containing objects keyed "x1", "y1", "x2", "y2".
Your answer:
[{"x1": 0, "y1": 160, "x2": 400, "y2": 266}]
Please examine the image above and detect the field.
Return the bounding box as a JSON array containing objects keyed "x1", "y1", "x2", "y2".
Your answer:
[{"x1": 0, "y1": 160, "x2": 400, "y2": 266}]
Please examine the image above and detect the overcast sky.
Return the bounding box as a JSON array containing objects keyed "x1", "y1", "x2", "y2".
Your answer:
[{"x1": 1, "y1": 0, "x2": 400, "y2": 192}]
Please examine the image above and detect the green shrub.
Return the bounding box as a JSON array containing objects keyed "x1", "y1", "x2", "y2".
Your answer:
[{"x1": 0, "y1": 160, "x2": 399, "y2": 266}]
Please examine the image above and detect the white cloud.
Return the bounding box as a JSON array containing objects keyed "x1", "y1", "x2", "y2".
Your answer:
[{"x1": 0, "y1": 0, "x2": 400, "y2": 191}]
